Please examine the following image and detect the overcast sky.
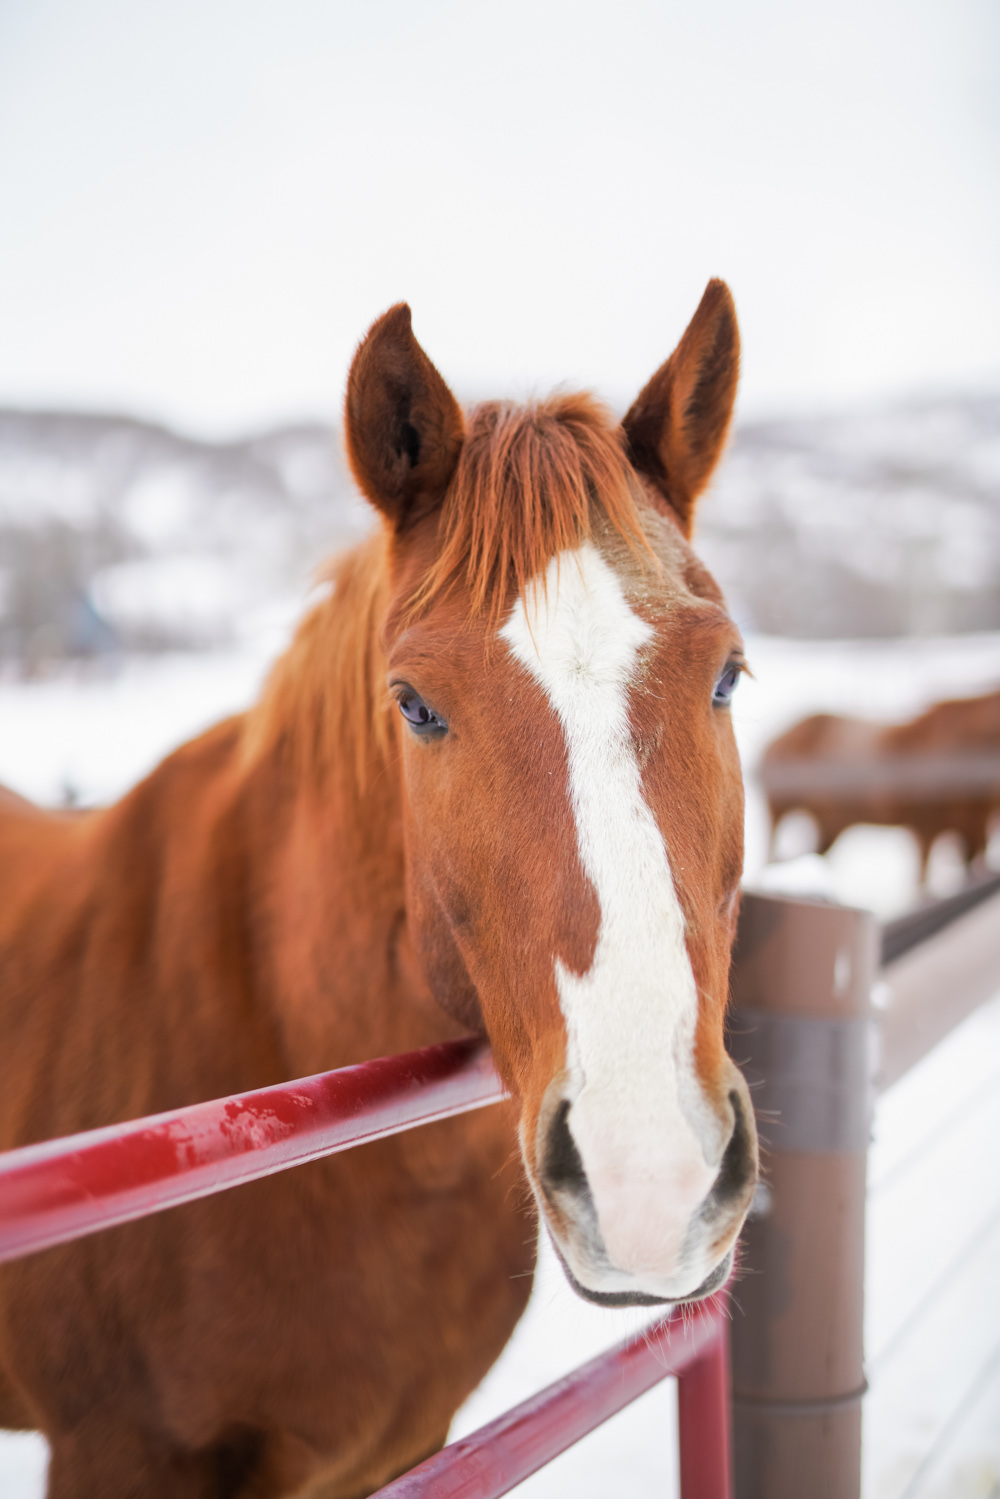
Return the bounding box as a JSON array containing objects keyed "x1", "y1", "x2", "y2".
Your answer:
[{"x1": 1, "y1": 0, "x2": 998, "y2": 433}]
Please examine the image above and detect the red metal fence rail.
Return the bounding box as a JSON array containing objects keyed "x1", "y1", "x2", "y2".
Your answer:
[
  {"x1": 0, "y1": 1036, "x2": 503, "y2": 1265},
  {"x1": 373, "y1": 1295, "x2": 730, "y2": 1499}
]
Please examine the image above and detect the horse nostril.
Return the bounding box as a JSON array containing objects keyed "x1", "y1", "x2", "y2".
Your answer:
[
  {"x1": 542, "y1": 1099, "x2": 588, "y2": 1197},
  {"x1": 713, "y1": 1090, "x2": 756, "y2": 1207}
]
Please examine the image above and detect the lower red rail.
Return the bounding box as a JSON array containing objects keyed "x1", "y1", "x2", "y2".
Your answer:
[
  {"x1": 0, "y1": 1037, "x2": 503, "y2": 1265},
  {"x1": 373, "y1": 1293, "x2": 731, "y2": 1499}
]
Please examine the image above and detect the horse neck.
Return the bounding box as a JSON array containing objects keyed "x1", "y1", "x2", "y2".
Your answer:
[{"x1": 245, "y1": 535, "x2": 458, "y2": 1077}]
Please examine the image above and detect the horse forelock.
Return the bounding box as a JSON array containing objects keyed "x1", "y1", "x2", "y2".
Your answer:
[{"x1": 405, "y1": 393, "x2": 657, "y2": 629}]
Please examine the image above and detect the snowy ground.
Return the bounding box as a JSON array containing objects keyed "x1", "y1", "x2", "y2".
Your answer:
[{"x1": 1, "y1": 625, "x2": 999, "y2": 1497}]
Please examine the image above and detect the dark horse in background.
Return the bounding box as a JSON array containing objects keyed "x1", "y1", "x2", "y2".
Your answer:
[
  {"x1": 0, "y1": 283, "x2": 757, "y2": 1498},
  {"x1": 763, "y1": 689, "x2": 1000, "y2": 877}
]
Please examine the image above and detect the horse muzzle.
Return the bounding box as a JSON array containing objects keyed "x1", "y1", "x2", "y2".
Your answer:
[{"x1": 533, "y1": 1070, "x2": 758, "y2": 1306}]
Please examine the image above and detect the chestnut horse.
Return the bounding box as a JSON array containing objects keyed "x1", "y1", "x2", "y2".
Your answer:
[
  {"x1": 763, "y1": 689, "x2": 1000, "y2": 875},
  {"x1": 0, "y1": 282, "x2": 757, "y2": 1498}
]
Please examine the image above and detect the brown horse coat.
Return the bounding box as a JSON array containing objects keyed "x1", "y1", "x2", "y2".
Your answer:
[
  {"x1": 762, "y1": 689, "x2": 1000, "y2": 872},
  {"x1": 0, "y1": 284, "x2": 755, "y2": 1498}
]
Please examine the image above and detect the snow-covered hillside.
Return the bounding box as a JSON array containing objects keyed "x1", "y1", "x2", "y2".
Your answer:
[
  {"x1": 697, "y1": 394, "x2": 1000, "y2": 638},
  {"x1": 0, "y1": 409, "x2": 368, "y2": 668},
  {"x1": 2, "y1": 393, "x2": 999, "y2": 674}
]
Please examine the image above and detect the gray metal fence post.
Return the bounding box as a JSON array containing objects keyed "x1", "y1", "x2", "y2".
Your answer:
[{"x1": 728, "y1": 891, "x2": 879, "y2": 1499}]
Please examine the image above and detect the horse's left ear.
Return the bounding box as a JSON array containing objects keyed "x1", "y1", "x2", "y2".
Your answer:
[
  {"x1": 622, "y1": 279, "x2": 740, "y2": 538},
  {"x1": 345, "y1": 303, "x2": 465, "y2": 530}
]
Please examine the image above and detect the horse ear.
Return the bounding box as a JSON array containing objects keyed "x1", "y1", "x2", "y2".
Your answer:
[
  {"x1": 621, "y1": 280, "x2": 740, "y2": 538},
  {"x1": 344, "y1": 304, "x2": 464, "y2": 529}
]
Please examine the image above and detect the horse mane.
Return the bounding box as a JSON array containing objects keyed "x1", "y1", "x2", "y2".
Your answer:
[
  {"x1": 411, "y1": 393, "x2": 651, "y2": 628},
  {"x1": 245, "y1": 393, "x2": 653, "y2": 790},
  {"x1": 243, "y1": 532, "x2": 394, "y2": 794}
]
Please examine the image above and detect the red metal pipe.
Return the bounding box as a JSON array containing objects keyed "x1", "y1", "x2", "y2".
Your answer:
[
  {"x1": 372, "y1": 1295, "x2": 731, "y2": 1499},
  {"x1": 0, "y1": 1037, "x2": 504, "y2": 1265},
  {"x1": 678, "y1": 1309, "x2": 732, "y2": 1499}
]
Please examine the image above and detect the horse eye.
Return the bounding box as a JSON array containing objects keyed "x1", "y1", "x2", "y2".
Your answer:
[
  {"x1": 712, "y1": 662, "x2": 742, "y2": 708},
  {"x1": 397, "y1": 690, "x2": 448, "y2": 738}
]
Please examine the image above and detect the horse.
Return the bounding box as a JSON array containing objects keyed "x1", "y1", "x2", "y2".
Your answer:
[
  {"x1": 762, "y1": 689, "x2": 1000, "y2": 876},
  {"x1": 0, "y1": 282, "x2": 758, "y2": 1499}
]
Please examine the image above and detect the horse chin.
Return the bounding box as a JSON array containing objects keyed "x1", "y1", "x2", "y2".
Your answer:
[
  {"x1": 681, "y1": 1248, "x2": 734, "y2": 1301},
  {"x1": 548, "y1": 1235, "x2": 733, "y2": 1309}
]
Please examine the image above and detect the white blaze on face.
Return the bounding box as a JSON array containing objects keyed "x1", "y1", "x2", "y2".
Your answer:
[{"x1": 501, "y1": 543, "x2": 726, "y2": 1295}]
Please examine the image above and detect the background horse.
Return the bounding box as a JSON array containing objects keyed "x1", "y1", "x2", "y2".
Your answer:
[
  {"x1": 0, "y1": 282, "x2": 757, "y2": 1498},
  {"x1": 762, "y1": 689, "x2": 1000, "y2": 876}
]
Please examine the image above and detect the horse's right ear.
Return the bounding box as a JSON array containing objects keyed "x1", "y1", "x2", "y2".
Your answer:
[{"x1": 344, "y1": 304, "x2": 464, "y2": 530}]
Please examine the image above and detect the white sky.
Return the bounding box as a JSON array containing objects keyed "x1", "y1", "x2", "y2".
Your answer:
[{"x1": 0, "y1": 0, "x2": 998, "y2": 434}]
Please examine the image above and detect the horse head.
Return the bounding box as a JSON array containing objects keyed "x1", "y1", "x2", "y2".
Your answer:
[{"x1": 343, "y1": 283, "x2": 757, "y2": 1306}]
